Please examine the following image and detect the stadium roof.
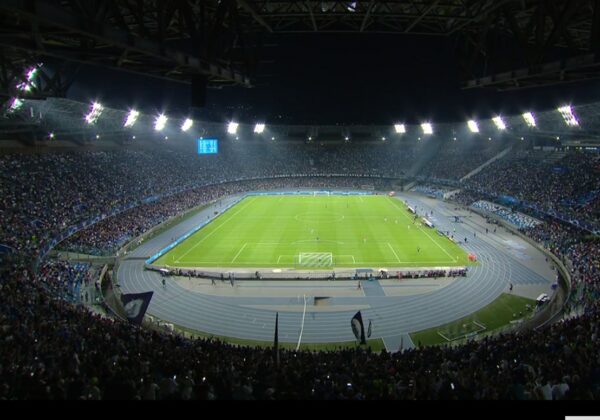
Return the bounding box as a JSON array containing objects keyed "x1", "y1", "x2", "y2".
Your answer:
[{"x1": 1, "y1": 1, "x2": 600, "y2": 126}]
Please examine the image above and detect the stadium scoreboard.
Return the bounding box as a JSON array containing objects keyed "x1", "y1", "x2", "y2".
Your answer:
[{"x1": 197, "y1": 139, "x2": 218, "y2": 154}]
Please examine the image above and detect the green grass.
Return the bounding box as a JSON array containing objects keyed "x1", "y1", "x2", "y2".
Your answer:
[
  {"x1": 171, "y1": 323, "x2": 386, "y2": 352},
  {"x1": 154, "y1": 195, "x2": 472, "y2": 269},
  {"x1": 410, "y1": 293, "x2": 536, "y2": 347}
]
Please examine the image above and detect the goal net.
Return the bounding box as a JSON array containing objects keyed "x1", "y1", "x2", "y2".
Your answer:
[{"x1": 298, "y1": 252, "x2": 333, "y2": 268}]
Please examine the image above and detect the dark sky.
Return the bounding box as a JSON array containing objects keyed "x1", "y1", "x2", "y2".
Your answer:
[{"x1": 68, "y1": 33, "x2": 600, "y2": 125}]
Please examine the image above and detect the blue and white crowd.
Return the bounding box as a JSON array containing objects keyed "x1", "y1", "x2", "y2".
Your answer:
[{"x1": 0, "y1": 142, "x2": 599, "y2": 400}]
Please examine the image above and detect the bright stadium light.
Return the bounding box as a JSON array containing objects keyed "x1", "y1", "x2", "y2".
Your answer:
[
  {"x1": 421, "y1": 122, "x2": 433, "y2": 135},
  {"x1": 49, "y1": 132, "x2": 55, "y2": 139},
  {"x1": 154, "y1": 114, "x2": 168, "y2": 131},
  {"x1": 227, "y1": 121, "x2": 239, "y2": 134},
  {"x1": 254, "y1": 123, "x2": 265, "y2": 134},
  {"x1": 7, "y1": 98, "x2": 24, "y2": 113},
  {"x1": 558, "y1": 105, "x2": 579, "y2": 127},
  {"x1": 394, "y1": 124, "x2": 406, "y2": 134},
  {"x1": 124, "y1": 109, "x2": 140, "y2": 127},
  {"x1": 492, "y1": 116, "x2": 507, "y2": 130},
  {"x1": 85, "y1": 102, "x2": 104, "y2": 124},
  {"x1": 17, "y1": 65, "x2": 42, "y2": 92},
  {"x1": 522, "y1": 112, "x2": 536, "y2": 127},
  {"x1": 467, "y1": 120, "x2": 479, "y2": 133},
  {"x1": 181, "y1": 118, "x2": 194, "y2": 132}
]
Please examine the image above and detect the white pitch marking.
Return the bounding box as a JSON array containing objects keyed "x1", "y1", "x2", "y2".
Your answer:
[
  {"x1": 387, "y1": 242, "x2": 402, "y2": 263},
  {"x1": 388, "y1": 197, "x2": 457, "y2": 262},
  {"x1": 231, "y1": 243, "x2": 248, "y2": 263},
  {"x1": 177, "y1": 197, "x2": 257, "y2": 261}
]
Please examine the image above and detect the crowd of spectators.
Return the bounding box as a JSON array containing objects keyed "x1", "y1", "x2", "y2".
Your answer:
[
  {"x1": 36, "y1": 260, "x2": 92, "y2": 303},
  {"x1": 0, "y1": 144, "x2": 405, "y2": 257},
  {"x1": 470, "y1": 201, "x2": 542, "y2": 230},
  {"x1": 59, "y1": 177, "x2": 392, "y2": 256},
  {"x1": 521, "y1": 221, "x2": 600, "y2": 316},
  {"x1": 464, "y1": 151, "x2": 600, "y2": 231},
  {"x1": 418, "y1": 144, "x2": 504, "y2": 180},
  {"x1": 0, "y1": 258, "x2": 597, "y2": 400},
  {"x1": 1, "y1": 143, "x2": 600, "y2": 399},
  {"x1": 411, "y1": 185, "x2": 453, "y2": 199}
]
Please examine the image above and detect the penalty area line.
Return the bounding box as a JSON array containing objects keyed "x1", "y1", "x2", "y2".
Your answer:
[
  {"x1": 231, "y1": 243, "x2": 248, "y2": 263},
  {"x1": 387, "y1": 243, "x2": 402, "y2": 263}
]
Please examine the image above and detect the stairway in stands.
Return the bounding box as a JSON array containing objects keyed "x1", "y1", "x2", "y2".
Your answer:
[{"x1": 460, "y1": 146, "x2": 513, "y2": 182}]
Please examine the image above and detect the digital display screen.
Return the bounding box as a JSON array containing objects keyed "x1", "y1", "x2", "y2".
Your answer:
[{"x1": 197, "y1": 139, "x2": 218, "y2": 154}]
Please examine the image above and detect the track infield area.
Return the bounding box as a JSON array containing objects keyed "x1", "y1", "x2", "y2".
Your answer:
[{"x1": 154, "y1": 195, "x2": 471, "y2": 269}]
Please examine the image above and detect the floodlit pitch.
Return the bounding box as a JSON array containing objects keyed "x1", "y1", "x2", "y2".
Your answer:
[{"x1": 154, "y1": 195, "x2": 471, "y2": 269}]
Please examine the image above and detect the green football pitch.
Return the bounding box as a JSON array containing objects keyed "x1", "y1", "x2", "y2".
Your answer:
[{"x1": 154, "y1": 195, "x2": 471, "y2": 269}]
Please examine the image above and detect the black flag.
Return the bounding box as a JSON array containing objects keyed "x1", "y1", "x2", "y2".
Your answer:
[
  {"x1": 351, "y1": 311, "x2": 367, "y2": 345},
  {"x1": 367, "y1": 320, "x2": 372, "y2": 338},
  {"x1": 121, "y1": 291, "x2": 153, "y2": 325},
  {"x1": 274, "y1": 312, "x2": 280, "y2": 367}
]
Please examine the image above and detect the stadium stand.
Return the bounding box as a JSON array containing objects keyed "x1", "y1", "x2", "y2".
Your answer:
[{"x1": 0, "y1": 144, "x2": 599, "y2": 399}]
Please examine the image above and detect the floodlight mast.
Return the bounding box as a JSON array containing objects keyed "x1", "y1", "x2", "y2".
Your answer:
[
  {"x1": 467, "y1": 120, "x2": 479, "y2": 133},
  {"x1": 254, "y1": 123, "x2": 266, "y2": 134},
  {"x1": 124, "y1": 109, "x2": 140, "y2": 128},
  {"x1": 421, "y1": 122, "x2": 433, "y2": 135},
  {"x1": 492, "y1": 116, "x2": 507, "y2": 130},
  {"x1": 558, "y1": 105, "x2": 579, "y2": 127},
  {"x1": 228, "y1": 121, "x2": 239, "y2": 134},
  {"x1": 181, "y1": 118, "x2": 194, "y2": 132},
  {"x1": 155, "y1": 114, "x2": 168, "y2": 131},
  {"x1": 523, "y1": 112, "x2": 536, "y2": 127}
]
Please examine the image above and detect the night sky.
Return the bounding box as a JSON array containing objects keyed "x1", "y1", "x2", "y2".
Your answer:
[{"x1": 68, "y1": 33, "x2": 600, "y2": 126}]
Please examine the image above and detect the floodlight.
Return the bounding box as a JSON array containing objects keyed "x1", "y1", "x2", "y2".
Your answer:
[
  {"x1": 558, "y1": 105, "x2": 579, "y2": 127},
  {"x1": 492, "y1": 116, "x2": 507, "y2": 130},
  {"x1": 421, "y1": 122, "x2": 433, "y2": 135},
  {"x1": 85, "y1": 102, "x2": 104, "y2": 124},
  {"x1": 394, "y1": 124, "x2": 406, "y2": 134},
  {"x1": 382, "y1": 137, "x2": 386, "y2": 141},
  {"x1": 95, "y1": 134, "x2": 100, "y2": 139},
  {"x1": 154, "y1": 114, "x2": 168, "y2": 131},
  {"x1": 345, "y1": 136, "x2": 349, "y2": 141},
  {"x1": 124, "y1": 110, "x2": 140, "y2": 127},
  {"x1": 49, "y1": 133, "x2": 55, "y2": 139},
  {"x1": 181, "y1": 118, "x2": 194, "y2": 132},
  {"x1": 254, "y1": 123, "x2": 265, "y2": 134},
  {"x1": 227, "y1": 121, "x2": 239, "y2": 134},
  {"x1": 17, "y1": 65, "x2": 40, "y2": 92},
  {"x1": 8, "y1": 98, "x2": 24, "y2": 113},
  {"x1": 467, "y1": 120, "x2": 479, "y2": 133},
  {"x1": 522, "y1": 112, "x2": 536, "y2": 127}
]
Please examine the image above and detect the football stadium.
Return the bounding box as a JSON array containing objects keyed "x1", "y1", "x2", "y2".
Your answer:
[{"x1": 0, "y1": 1, "x2": 599, "y2": 408}]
